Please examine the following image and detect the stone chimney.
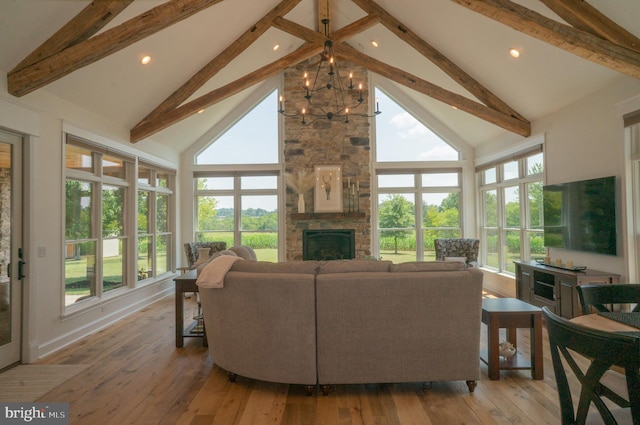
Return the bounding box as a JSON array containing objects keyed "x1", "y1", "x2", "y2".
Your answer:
[{"x1": 283, "y1": 58, "x2": 372, "y2": 261}]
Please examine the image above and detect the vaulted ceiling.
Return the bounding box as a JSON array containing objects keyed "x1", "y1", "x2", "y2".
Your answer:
[{"x1": 2, "y1": 0, "x2": 640, "y2": 153}]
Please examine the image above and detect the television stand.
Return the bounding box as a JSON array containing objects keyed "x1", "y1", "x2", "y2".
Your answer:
[{"x1": 514, "y1": 261, "x2": 620, "y2": 319}]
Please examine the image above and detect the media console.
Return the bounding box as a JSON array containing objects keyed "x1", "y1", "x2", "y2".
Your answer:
[{"x1": 514, "y1": 261, "x2": 620, "y2": 319}]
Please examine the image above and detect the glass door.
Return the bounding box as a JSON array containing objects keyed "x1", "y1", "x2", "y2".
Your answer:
[{"x1": 0, "y1": 129, "x2": 23, "y2": 370}]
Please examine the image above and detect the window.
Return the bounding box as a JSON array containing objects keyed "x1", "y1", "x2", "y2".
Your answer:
[
  {"x1": 376, "y1": 171, "x2": 462, "y2": 262},
  {"x1": 196, "y1": 91, "x2": 278, "y2": 165},
  {"x1": 375, "y1": 89, "x2": 459, "y2": 162},
  {"x1": 192, "y1": 89, "x2": 280, "y2": 261},
  {"x1": 137, "y1": 163, "x2": 174, "y2": 281},
  {"x1": 477, "y1": 149, "x2": 544, "y2": 273},
  {"x1": 373, "y1": 87, "x2": 463, "y2": 263},
  {"x1": 194, "y1": 174, "x2": 278, "y2": 262},
  {"x1": 64, "y1": 136, "x2": 174, "y2": 308}
]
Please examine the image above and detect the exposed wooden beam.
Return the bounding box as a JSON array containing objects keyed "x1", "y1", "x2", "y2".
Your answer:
[
  {"x1": 131, "y1": 0, "x2": 301, "y2": 136},
  {"x1": 132, "y1": 7, "x2": 378, "y2": 142},
  {"x1": 451, "y1": 0, "x2": 640, "y2": 79},
  {"x1": 352, "y1": 0, "x2": 526, "y2": 122},
  {"x1": 538, "y1": 0, "x2": 640, "y2": 53},
  {"x1": 7, "y1": 0, "x2": 223, "y2": 97},
  {"x1": 334, "y1": 44, "x2": 531, "y2": 137},
  {"x1": 318, "y1": 0, "x2": 332, "y2": 33},
  {"x1": 130, "y1": 43, "x2": 324, "y2": 142},
  {"x1": 11, "y1": 0, "x2": 134, "y2": 73},
  {"x1": 273, "y1": 15, "x2": 379, "y2": 45}
]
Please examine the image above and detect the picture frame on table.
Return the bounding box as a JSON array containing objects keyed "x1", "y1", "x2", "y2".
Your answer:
[{"x1": 314, "y1": 164, "x2": 343, "y2": 212}]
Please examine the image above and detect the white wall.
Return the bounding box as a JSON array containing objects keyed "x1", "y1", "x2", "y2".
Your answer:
[
  {"x1": 478, "y1": 76, "x2": 640, "y2": 295},
  {"x1": 0, "y1": 83, "x2": 180, "y2": 362}
]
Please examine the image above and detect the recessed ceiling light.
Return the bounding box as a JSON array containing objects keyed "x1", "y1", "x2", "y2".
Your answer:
[
  {"x1": 140, "y1": 55, "x2": 152, "y2": 65},
  {"x1": 197, "y1": 109, "x2": 205, "y2": 114},
  {"x1": 371, "y1": 40, "x2": 379, "y2": 48},
  {"x1": 273, "y1": 44, "x2": 280, "y2": 51},
  {"x1": 509, "y1": 48, "x2": 521, "y2": 58}
]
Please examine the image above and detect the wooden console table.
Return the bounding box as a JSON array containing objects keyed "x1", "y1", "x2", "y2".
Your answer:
[
  {"x1": 174, "y1": 270, "x2": 207, "y2": 348},
  {"x1": 515, "y1": 261, "x2": 619, "y2": 319},
  {"x1": 481, "y1": 298, "x2": 543, "y2": 380}
]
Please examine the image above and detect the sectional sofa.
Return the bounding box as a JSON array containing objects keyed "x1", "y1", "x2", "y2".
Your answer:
[{"x1": 197, "y1": 258, "x2": 484, "y2": 395}]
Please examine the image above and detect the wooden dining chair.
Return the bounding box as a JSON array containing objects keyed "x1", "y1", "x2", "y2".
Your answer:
[
  {"x1": 542, "y1": 307, "x2": 640, "y2": 425},
  {"x1": 576, "y1": 283, "x2": 640, "y2": 315}
]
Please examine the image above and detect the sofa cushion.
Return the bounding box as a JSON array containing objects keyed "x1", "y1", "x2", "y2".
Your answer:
[
  {"x1": 444, "y1": 256, "x2": 468, "y2": 264},
  {"x1": 229, "y1": 245, "x2": 258, "y2": 260},
  {"x1": 230, "y1": 260, "x2": 321, "y2": 275},
  {"x1": 389, "y1": 261, "x2": 466, "y2": 272},
  {"x1": 196, "y1": 249, "x2": 238, "y2": 274},
  {"x1": 318, "y1": 259, "x2": 392, "y2": 274}
]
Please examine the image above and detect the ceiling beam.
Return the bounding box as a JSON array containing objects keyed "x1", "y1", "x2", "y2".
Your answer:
[
  {"x1": 132, "y1": 13, "x2": 380, "y2": 142},
  {"x1": 273, "y1": 15, "x2": 379, "y2": 45},
  {"x1": 130, "y1": 43, "x2": 324, "y2": 142},
  {"x1": 538, "y1": 0, "x2": 640, "y2": 53},
  {"x1": 131, "y1": 0, "x2": 302, "y2": 136},
  {"x1": 451, "y1": 0, "x2": 640, "y2": 79},
  {"x1": 335, "y1": 44, "x2": 531, "y2": 137},
  {"x1": 353, "y1": 0, "x2": 527, "y2": 123},
  {"x1": 11, "y1": 0, "x2": 135, "y2": 73},
  {"x1": 318, "y1": 0, "x2": 332, "y2": 33},
  {"x1": 7, "y1": 0, "x2": 223, "y2": 97}
]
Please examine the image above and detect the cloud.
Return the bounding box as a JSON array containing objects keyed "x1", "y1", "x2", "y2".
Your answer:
[{"x1": 389, "y1": 112, "x2": 430, "y2": 139}]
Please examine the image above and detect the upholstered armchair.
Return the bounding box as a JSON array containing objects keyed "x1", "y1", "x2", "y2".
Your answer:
[
  {"x1": 183, "y1": 241, "x2": 227, "y2": 269},
  {"x1": 434, "y1": 238, "x2": 479, "y2": 267}
]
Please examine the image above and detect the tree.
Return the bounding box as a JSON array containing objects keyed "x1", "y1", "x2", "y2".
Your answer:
[
  {"x1": 197, "y1": 196, "x2": 219, "y2": 231},
  {"x1": 378, "y1": 195, "x2": 414, "y2": 254}
]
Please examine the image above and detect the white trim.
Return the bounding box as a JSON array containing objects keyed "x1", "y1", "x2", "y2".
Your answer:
[
  {"x1": 474, "y1": 133, "x2": 545, "y2": 168},
  {"x1": 0, "y1": 97, "x2": 39, "y2": 136},
  {"x1": 62, "y1": 121, "x2": 177, "y2": 170},
  {"x1": 617, "y1": 93, "x2": 640, "y2": 118}
]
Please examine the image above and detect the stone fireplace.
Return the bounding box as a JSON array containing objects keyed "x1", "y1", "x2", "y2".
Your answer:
[
  {"x1": 283, "y1": 58, "x2": 372, "y2": 261},
  {"x1": 303, "y1": 229, "x2": 355, "y2": 261}
]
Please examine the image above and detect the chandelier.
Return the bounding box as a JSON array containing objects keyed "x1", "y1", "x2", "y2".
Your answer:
[{"x1": 278, "y1": 18, "x2": 381, "y2": 125}]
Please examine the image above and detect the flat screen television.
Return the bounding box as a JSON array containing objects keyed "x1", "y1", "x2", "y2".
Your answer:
[{"x1": 543, "y1": 176, "x2": 617, "y2": 256}]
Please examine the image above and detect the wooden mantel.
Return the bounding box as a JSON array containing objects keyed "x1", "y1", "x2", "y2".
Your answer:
[{"x1": 291, "y1": 212, "x2": 365, "y2": 220}]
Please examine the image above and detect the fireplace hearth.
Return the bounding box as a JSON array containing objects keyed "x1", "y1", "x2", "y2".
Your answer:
[{"x1": 303, "y1": 229, "x2": 355, "y2": 261}]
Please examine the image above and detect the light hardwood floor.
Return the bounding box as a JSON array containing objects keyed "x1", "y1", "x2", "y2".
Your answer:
[{"x1": 33, "y1": 294, "x2": 565, "y2": 425}]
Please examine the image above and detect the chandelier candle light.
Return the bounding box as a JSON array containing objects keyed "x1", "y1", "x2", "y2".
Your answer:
[{"x1": 278, "y1": 18, "x2": 381, "y2": 125}]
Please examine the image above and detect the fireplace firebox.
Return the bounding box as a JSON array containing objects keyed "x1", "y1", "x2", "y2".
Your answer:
[{"x1": 303, "y1": 229, "x2": 355, "y2": 261}]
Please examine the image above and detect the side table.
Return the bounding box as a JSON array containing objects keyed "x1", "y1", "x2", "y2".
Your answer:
[
  {"x1": 174, "y1": 270, "x2": 207, "y2": 348},
  {"x1": 481, "y1": 298, "x2": 543, "y2": 380}
]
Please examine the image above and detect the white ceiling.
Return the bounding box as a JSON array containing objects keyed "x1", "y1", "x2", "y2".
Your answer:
[{"x1": 1, "y1": 0, "x2": 639, "y2": 153}]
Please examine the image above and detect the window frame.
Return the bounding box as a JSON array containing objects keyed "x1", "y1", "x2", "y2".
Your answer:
[
  {"x1": 374, "y1": 168, "x2": 464, "y2": 261},
  {"x1": 193, "y1": 171, "x2": 280, "y2": 260},
  {"x1": 477, "y1": 148, "x2": 544, "y2": 274},
  {"x1": 64, "y1": 135, "x2": 175, "y2": 311}
]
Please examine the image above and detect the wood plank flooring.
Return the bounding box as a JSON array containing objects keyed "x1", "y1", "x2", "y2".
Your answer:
[{"x1": 33, "y1": 295, "x2": 566, "y2": 425}]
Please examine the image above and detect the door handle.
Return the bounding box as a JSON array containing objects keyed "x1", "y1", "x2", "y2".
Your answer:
[
  {"x1": 18, "y1": 260, "x2": 25, "y2": 280},
  {"x1": 6, "y1": 262, "x2": 10, "y2": 278},
  {"x1": 17, "y1": 248, "x2": 25, "y2": 280}
]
